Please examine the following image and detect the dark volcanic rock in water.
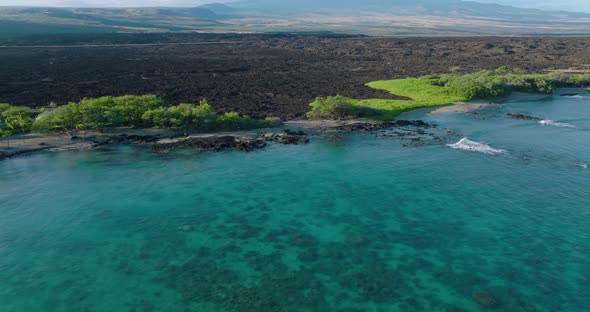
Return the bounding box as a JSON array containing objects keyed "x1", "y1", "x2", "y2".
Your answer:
[
  {"x1": 91, "y1": 134, "x2": 161, "y2": 146},
  {"x1": 506, "y1": 113, "x2": 542, "y2": 121},
  {"x1": 334, "y1": 120, "x2": 434, "y2": 132},
  {"x1": 222, "y1": 243, "x2": 242, "y2": 253},
  {"x1": 393, "y1": 120, "x2": 432, "y2": 128},
  {"x1": 236, "y1": 138, "x2": 268, "y2": 152},
  {"x1": 333, "y1": 119, "x2": 451, "y2": 147},
  {"x1": 289, "y1": 233, "x2": 316, "y2": 247},
  {"x1": 284, "y1": 129, "x2": 306, "y2": 136},
  {"x1": 152, "y1": 131, "x2": 309, "y2": 153},
  {"x1": 472, "y1": 292, "x2": 499, "y2": 308},
  {"x1": 0, "y1": 147, "x2": 50, "y2": 161},
  {"x1": 347, "y1": 234, "x2": 369, "y2": 247},
  {"x1": 152, "y1": 135, "x2": 259, "y2": 153},
  {"x1": 259, "y1": 131, "x2": 309, "y2": 144},
  {"x1": 298, "y1": 249, "x2": 319, "y2": 262}
]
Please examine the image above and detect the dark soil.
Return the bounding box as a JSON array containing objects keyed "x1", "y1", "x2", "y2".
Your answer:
[{"x1": 1, "y1": 33, "x2": 589, "y2": 119}]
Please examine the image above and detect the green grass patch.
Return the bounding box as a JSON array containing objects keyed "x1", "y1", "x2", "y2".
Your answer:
[
  {"x1": 360, "y1": 77, "x2": 468, "y2": 119},
  {"x1": 308, "y1": 67, "x2": 590, "y2": 120},
  {"x1": 307, "y1": 77, "x2": 467, "y2": 120}
]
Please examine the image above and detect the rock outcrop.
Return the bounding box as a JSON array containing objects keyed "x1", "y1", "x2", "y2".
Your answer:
[
  {"x1": 506, "y1": 113, "x2": 542, "y2": 121},
  {"x1": 333, "y1": 120, "x2": 433, "y2": 132},
  {"x1": 152, "y1": 130, "x2": 309, "y2": 153}
]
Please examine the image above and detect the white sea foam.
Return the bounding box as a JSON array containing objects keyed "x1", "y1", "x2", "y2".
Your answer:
[
  {"x1": 447, "y1": 138, "x2": 507, "y2": 155},
  {"x1": 579, "y1": 163, "x2": 588, "y2": 169},
  {"x1": 538, "y1": 120, "x2": 576, "y2": 128}
]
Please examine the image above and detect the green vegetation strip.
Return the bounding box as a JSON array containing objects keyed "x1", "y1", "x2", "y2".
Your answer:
[
  {"x1": 1, "y1": 96, "x2": 279, "y2": 140},
  {"x1": 308, "y1": 67, "x2": 590, "y2": 120}
]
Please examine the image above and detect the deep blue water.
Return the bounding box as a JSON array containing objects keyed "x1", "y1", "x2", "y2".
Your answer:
[{"x1": 1, "y1": 91, "x2": 589, "y2": 311}]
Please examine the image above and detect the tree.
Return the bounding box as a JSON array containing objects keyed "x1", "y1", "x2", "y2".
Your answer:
[
  {"x1": 141, "y1": 108, "x2": 169, "y2": 128},
  {"x1": 33, "y1": 103, "x2": 77, "y2": 133},
  {"x1": 110, "y1": 95, "x2": 163, "y2": 126},
  {"x1": 0, "y1": 129, "x2": 12, "y2": 148},
  {"x1": 32, "y1": 95, "x2": 272, "y2": 132},
  {"x1": 307, "y1": 95, "x2": 380, "y2": 120},
  {"x1": 141, "y1": 99, "x2": 218, "y2": 129},
  {"x1": 2, "y1": 106, "x2": 32, "y2": 134},
  {"x1": 1, "y1": 107, "x2": 32, "y2": 147},
  {"x1": 0, "y1": 103, "x2": 11, "y2": 113}
]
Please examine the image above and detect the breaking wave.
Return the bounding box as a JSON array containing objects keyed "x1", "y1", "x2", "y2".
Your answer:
[
  {"x1": 538, "y1": 120, "x2": 576, "y2": 128},
  {"x1": 447, "y1": 138, "x2": 507, "y2": 155}
]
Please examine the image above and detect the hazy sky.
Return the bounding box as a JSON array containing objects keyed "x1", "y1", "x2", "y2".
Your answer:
[{"x1": 0, "y1": 0, "x2": 589, "y2": 13}]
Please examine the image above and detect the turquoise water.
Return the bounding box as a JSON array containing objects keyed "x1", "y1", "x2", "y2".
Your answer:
[{"x1": 1, "y1": 91, "x2": 589, "y2": 311}]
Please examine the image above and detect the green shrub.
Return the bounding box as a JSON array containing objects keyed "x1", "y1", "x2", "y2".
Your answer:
[
  {"x1": 33, "y1": 95, "x2": 164, "y2": 131},
  {"x1": 216, "y1": 112, "x2": 253, "y2": 129},
  {"x1": 142, "y1": 100, "x2": 216, "y2": 128},
  {"x1": 263, "y1": 117, "x2": 282, "y2": 127},
  {"x1": 32, "y1": 96, "x2": 274, "y2": 133},
  {"x1": 307, "y1": 95, "x2": 382, "y2": 120},
  {"x1": 0, "y1": 103, "x2": 12, "y2": 113},
  {"x1": 33, "y1": 104, "x2": 77, "y2": 132},
  {"x1": 566, "y1": 74, "x2": 590, "y2": 87},
  {"x1": 431, "y1": 70, "x2": 557, "y2": 99},
  {"x1": 1, "y1": 105, "x2": 33, "y2": 134}
]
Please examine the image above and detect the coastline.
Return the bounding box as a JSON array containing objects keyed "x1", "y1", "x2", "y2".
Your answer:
[
  {"x1": 0, "y1": 119, "x2": 440, "y2": 160},
  {"x1": 0, "y1": 126, "x2": 306, "y2": 160},
  {"x1": 2, "y1": 87, "x2": 587, "y2": 161},
  {"x1": 0, "y1": 128, "x2": 174, "y2": 160}
]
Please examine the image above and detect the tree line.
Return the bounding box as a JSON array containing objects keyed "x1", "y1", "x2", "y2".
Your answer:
[{"x1": 0, "y1": 95, "x2": 280, "y2": 140}]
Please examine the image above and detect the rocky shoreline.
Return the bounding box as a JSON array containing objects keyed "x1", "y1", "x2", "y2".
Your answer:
[
  {"x1": 0, "y1": 120, "x2": 443, "y2": 161},
  {"x1": 506, "y1": 113, "x2": 542, "y2": 121},
  {"x1": 152, "y1": 130, "x2": 310, "y2": 154}
]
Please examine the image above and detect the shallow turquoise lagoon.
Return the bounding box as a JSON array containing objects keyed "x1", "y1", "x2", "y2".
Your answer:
[{"x1": 1, "y1": 91, "x2": 589, "y2": 311}]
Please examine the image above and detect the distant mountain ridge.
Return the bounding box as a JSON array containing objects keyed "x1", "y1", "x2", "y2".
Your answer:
[
  {"x1": 229, "y1": 0, "x2": 590, "y2": 19},
  {"x1": 1, "y1": 0, "x2": 590, "y2": 38}
]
